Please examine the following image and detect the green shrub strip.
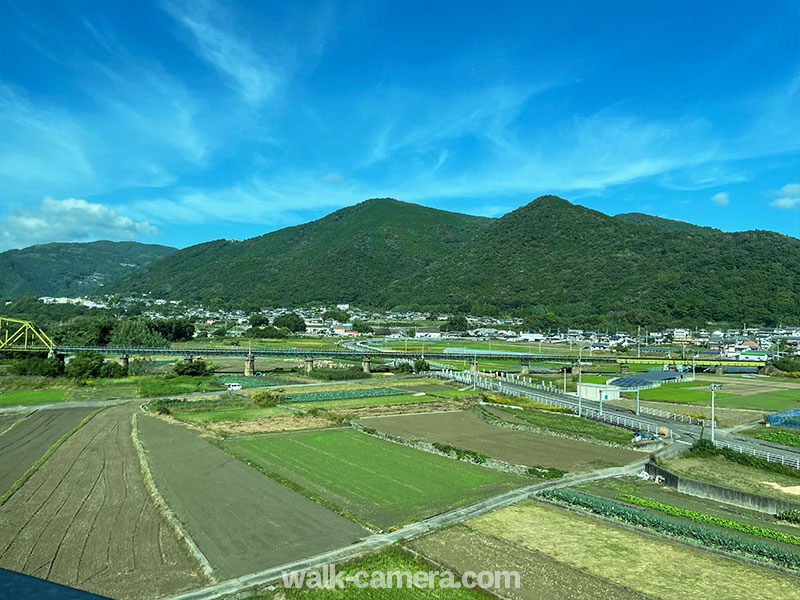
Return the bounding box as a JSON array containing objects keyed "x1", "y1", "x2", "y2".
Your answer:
[
  {"x1": 777, "y1": 508, "x2": 800, "y2": 524},
  {"x1": 283, "y1": 387, "x2": 405, "y2": 403},
  {"x1": 752, "y1": 430, "x2": 800, "y2": 449},
  {"x1": 430, "y1": 442, "x2": 488, "y2": 464},
  {"x1": 618, "y1": 494, "x2": 800, "y2": 546},
  {"x1": 539, "y1": 488, "x2": 800, "y2": 568},
  {"x1": 687, "y1": 438, "x2": 800, "y2": 479},
  {"x1": 0, "y1": 407, "x2": 105, "y2": 506}
]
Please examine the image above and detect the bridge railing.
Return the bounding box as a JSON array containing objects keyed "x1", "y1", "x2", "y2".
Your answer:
[
  {"x1": 712, "y1": 439, "x2": 800, "y2": 471},
  {"x1": 432, "y1": 370, "x2": 671, "y2": 438}
]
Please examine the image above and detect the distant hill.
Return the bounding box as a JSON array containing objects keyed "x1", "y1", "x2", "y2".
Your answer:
[
  {"x1": 387, "y1": 196, "x2": 800, "y2": 324},
  {"x1": 614, "y1": 212, "x2": 717, "y2": 233},
  {"x1": 0, "y1": 241, "x2": 175, "y2": 299},
  {"x1": 105, "y1": 198, "x2": 494, "y2": 306},
  {"x1": 103, "y1": 195, "x2": 800, "y2": 326}
]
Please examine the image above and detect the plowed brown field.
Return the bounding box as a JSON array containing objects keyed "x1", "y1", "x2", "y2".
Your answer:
[{"x1": 0, "y1": 405, "x2": 206, "y2": 599}]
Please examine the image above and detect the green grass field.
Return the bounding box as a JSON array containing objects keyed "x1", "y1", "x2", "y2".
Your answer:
[
  {"x1": 623, "y1": 384, "x2": 800, "y2": 412},
  {"x1": 491, "y1": 406, "x2": 633, "y2": 445},
  {"x1": 0, "y1": 388, "x2": 68, "y2": 406},
  {"x1": 222, "y1": 428, "x2": 526, "y2": 529}
]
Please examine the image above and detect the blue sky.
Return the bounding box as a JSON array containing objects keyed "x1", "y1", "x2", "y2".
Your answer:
[{"x1": 0, "y1": 0, "x2": 798, "y2": 250}]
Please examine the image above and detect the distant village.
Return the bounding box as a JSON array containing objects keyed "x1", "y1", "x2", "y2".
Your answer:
[{"x1": 36, "y1": 295, "x2": 800, "y2": 359}]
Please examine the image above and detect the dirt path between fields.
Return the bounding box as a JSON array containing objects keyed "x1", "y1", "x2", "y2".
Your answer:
[
  {"x1": 137, "y1": 415, "x2": 368, "y2": 580},
  {"x1": 0, "y1": 404, "x2": 206, "y2": 599}
]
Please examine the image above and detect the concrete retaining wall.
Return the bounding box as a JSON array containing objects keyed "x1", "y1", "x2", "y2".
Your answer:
[{"x1": 645, "y1": 462, "x2": 800, "y2": 514}]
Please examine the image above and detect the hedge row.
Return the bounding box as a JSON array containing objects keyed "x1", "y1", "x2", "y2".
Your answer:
[
  {"x1": 283, "y1": 387, "x2": 406, "y2": 403},
  {"x1": 431, "y1": 442, "x2": 488, "y2": 464},
  {"x1": 539, "y1": 488, "x2": 800, "y2": 568},
  {"x1": 618, "y1": 494, "x2": 800, "y2": 547}
]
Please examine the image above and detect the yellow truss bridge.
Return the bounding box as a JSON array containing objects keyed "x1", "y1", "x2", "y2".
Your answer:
[{"x1": 0, "y1": 318, "x2": 55, "y2": 353}]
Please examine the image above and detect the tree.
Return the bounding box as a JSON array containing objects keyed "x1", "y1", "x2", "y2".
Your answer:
[
  {"x1": 322, "y1": 309, "x2": 350, "y2": 322},
  {"x1": 248, "y1": 314, "x2": 270, "y2": 327},
  {"x1": 393, "y1": 361, "x2": 414, "y2": 374},
  {"x1": 151, "y1": 318, "x2": 195, "y2": 342},
  {"x1": 65, "y1": 352, "x2": 105, "y2": 379},
  {"x1": 173, "y1": 359, "x2": 215, "y2": 376},
  {"x1": 249, "y1": 325, "x2": 287, "y2": 339},
  {"x1": 414, "y1": 358, "x2": 429, "y2": 372},
  {"x1": 99, "y1": 361, "x2": 127, "y2": 378},
  {"x1": 111, "y1": 318, "x2": 169, "y2": 348},
  {"x1": 272, "y1": 312, "x2": 306, "y2": 332},
  {"x1": 352, "y1": 320, "x2": 373, "y2": 334},
  {"x1": 9, "y1": 356, "x2": 64, "y2": 377},
  {"x1": 442, "y1": 315, "x2": 469, "y2": 332}
]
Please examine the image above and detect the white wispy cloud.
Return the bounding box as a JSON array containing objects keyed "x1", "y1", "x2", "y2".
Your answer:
[
  {"x1": 711, "y1": 192, "x2": 730, "y2": 206},
  {"x1": 162, "y1": 0, "x2": 280, "y2": 105},
  {"x1": 771, "y1": 183, "x2": 800, "y2": 209},
  {"x1": 0, "y1": 197, "x2": 159, "y2": 251}
]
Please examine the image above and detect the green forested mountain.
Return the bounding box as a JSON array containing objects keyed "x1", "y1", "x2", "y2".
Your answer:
[
  {"x1": 0, "y1": 241, "x2": 175, "y2": 299},
  {"x1": 614, "y1": 212, "x2": 718, "y2": 233},
  {"x1": 387, "y1": 196, "x2": 800, "y2": 325},
  {"x1": 105, "y1": 198, "x2": 493, "y2": 305},
  {"x1": 102, "y1": 196, "x2": 800, "y2": 326}
]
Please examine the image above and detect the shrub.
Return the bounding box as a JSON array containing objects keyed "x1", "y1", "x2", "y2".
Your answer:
[
  {"x1": 252, "y1": 390, "x2": 283, "y2": 407},
  {"x1": 65, "y1": 352, "x2": 105, "y2": 380},
  {"x1": 431, "y1": 442, "x2": 488, "y2": 464},
  {"x1": 527, "y1": 465, "x2": 567, "y2": 479},
  {"x1": 173, "y1": 359, "x2": 215, "y2": 376},
  {"x1": 99, "y1": 361, "x2": 128, "y2": 378},
  {"x1": 777, "y1": 508, "x2": 800, "y2": 524},
  {"x1": 9, "y1": 356, "x2": 64, "y2": 377},
  {"x1": 688, "y1": 438, "x2": 800, "y2": 479}
]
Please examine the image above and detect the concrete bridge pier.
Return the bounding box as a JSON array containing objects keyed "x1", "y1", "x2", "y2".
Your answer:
[
  {"x1": 668, "y1": 363, "x2": 677, "y2": 372},
  {"x1": 757, "y1": 365, "x2": 767, "y2": 375},
  {"x1": 570, "y1": 362, "x2": 581, "y2": 377},
  {"x1": 119, "y1": 354, "x2": 130, "y2": 372},
  {"x1": 520, "y1": 360, "x2": 530, "y2": 375},
  {"x1": 715, "y1": 364, "x2": 724, "y2": 376},
  {"x1": 469, "y1": 360, "x2": 478, "y2": 374},
  {"x1": 244, "y1": 353, "x2": 255, "y2": 376},
  {"x1": 361, "y1": 357, "x2": 371, "y2": 373},
  {"x1": 304, "y1": 357, "x2": 314, "y2": 373},
  {"x1": 619, "y1": 362, "x2": 630, "y2": 375}
]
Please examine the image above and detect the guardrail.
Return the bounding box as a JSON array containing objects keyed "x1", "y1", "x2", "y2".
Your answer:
[
  {"x1": 433, "y1": 370, "x2": 672, "y2": 438},
  {"x1": 713, "y1": 439, "x2": 800, "y2": 470},
  {"x1": 638, "y1": 405, "x2": 711, "y2": 427}
]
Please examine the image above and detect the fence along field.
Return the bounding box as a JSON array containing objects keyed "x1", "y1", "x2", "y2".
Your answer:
[
  {"x1": 222, "y1": 428, "x2": 527, "y2": 529},
  {"x1": 0, "y1": 405, "x2": 205, "y2": 600}
]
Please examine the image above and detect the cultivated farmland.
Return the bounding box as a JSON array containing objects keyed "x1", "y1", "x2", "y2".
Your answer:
[
  {"x1": 464, "y1": 501, "x2": 800, "y2": 600},
  {"x1": 359, "y1": 411, "x2": 643, "y2": 471},
  {"x1": 222, "y1": 428, "x2": 526, "y2": 529},
  {"x1": 0, "y1": 405, "x2": 205, "y2": 599},
  {"x1": 137, "y1": 416, "x2": 368, "y2": 579},
  {"x1": 408, "y1": 524, "x2": 653, "y2": 600},
  {"x1": 0, "y1": 407, "x2": 97, "y2": 496}
]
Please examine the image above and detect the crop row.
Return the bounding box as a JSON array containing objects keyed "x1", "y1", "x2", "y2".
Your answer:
[
  {"x1": 617, "y1": 494, "x2": 800, "y2": 547},
  {"x1": 213, "y1": 375, "x2": 281, "y2": 388},
  {"x1": 752, "y1": 429, "x2": 800, "y2": 449},
  {"x1": 778, "y1": 508, "x2": 800, "y2": 524},
  {"x1": 283, "y1": 387, "x2": 406, "y2": 403},
  {"x1": 539, "y1": 488, "x2": 800, "y2": 568}
]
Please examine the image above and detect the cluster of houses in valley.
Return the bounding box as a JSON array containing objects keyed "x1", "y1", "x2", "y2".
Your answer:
[{"x1": 43, "y1": 295, "x2": 800, "y2": 358}]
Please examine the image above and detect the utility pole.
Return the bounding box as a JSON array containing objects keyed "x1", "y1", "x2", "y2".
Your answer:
[
  {"x1": 563, "y1": 367, "x2": 567, "y2": 393},
  {"x1": 635, "y1": 388, "x2": 640, "y2": 415},
  {"x1": 710, "y1": 384, "x2": 722, "y2": 443}
]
